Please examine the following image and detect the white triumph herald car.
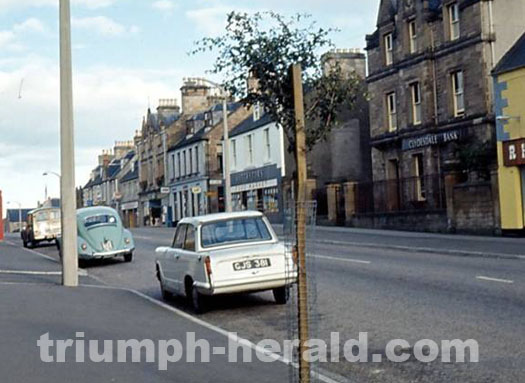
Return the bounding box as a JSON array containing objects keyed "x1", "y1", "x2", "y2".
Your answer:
[{"x1": 155, "y1": 211, "x2": 297, "y2": 313}]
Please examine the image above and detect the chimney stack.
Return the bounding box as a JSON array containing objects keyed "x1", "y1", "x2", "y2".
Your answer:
[{"x1": 321, "y1": 48, "x2": 366, "y2": 79}]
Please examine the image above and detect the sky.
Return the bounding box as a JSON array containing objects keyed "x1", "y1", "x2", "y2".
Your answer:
[{"x1": 0, "y1": 0, "x2": 380, "y2": 213}]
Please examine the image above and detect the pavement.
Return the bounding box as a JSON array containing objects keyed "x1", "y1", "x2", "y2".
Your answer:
[{"x1": 0, "y1": 238, "x2": 309, "y2": 383}]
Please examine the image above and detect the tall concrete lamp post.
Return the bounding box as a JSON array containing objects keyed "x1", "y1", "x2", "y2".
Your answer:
[{"x1": 59, "y1": 0, "x2": 78, "y2": 287}]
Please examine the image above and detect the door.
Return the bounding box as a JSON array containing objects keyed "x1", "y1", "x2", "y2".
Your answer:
[
  {"x1": 177, "y1": 224, "x2": 206, "y2": 292},
  {"x1": 387, "y1": 159, "x2": 400, "y2": 211},
  {"x1": 162, "y1": 224, "x2": 187, "y2": 293}
]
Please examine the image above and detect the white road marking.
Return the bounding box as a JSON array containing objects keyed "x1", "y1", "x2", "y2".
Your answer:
[
  {"x1": 312, "y1": 254, "x2": 371, "y2": 265},
  {"x1": 476, "y1": 276, "x2": 514, "y2": 284},
  {"x1": 0, "y1": 269, "x2": 88, "y2": 277},
  {"x1": 81, "y1": 283, "x2": 347, "y2": 383}
]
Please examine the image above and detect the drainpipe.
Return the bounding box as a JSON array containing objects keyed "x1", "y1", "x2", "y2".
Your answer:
[{"x1": 488, "y1": 0, "x2": 496, "y2": 68}]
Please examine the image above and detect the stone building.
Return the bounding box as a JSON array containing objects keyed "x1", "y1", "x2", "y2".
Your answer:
[
  {"x1": 166, "y1": 101, "x2": 251, "y2": 225},
  {"x1": 137, "y1": 80, "x2": 229, "y2": 226},
  {"x1": 82, "y1": 141, "x2": 134, "y2": 208},
  {"x1": 137, "y1": 99, "x2": 181, "y2": 226},
  {"x1": 360, "y1": 0, "x2": 525, "y2": 233},
  {"x1": 308, "y1": 49, "x2": 372, "y2": 224}
]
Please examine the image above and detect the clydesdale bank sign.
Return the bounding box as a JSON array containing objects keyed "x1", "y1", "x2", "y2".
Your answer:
[{"x1": 402, "y1": 129, "x2": 462, "y2": 151}]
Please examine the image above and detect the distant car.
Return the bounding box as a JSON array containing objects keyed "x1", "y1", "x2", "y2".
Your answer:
[
  {"x1": 57, "y1": 206, "x2": 135, "y2": 262},
  {"x1": 155, "y1": 211, "x2": 297, "y2": 313},
  {"x1": 21, "y1": 207, "x2": 61, "y2": 248}
]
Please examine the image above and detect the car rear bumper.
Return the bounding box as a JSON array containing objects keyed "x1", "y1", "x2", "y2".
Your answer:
[{"x1": 194, "y1": 272, "x2": 298, "y2": 295}]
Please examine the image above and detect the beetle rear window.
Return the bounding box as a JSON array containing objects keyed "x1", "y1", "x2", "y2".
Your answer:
[
  {"x1": 84, "y1": 214, "x2": 117, "y2": 228},
  {"x1": 201, "y1": 217, "x2": 272, "y2": 248}
]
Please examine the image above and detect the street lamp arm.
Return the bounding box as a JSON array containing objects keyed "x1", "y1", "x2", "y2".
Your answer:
[{"x1": 43, "y1": 171, "x2": 61, "y2": 178}]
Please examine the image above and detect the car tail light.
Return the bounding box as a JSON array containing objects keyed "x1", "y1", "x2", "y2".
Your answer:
[
  {"x1": 204, "y1": 256, "x2": 212, "y2": 276},
  {"x1": 291, "y1": 247, "x2": 298, "y2": 265}
]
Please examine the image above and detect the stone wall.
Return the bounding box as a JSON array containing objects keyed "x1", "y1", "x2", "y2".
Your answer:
[
  {"x1": 451, "y1": 181, "x2": 497, "y2": 234},
  {"x1": 347, "y1": 211, "x2": 448, "y2": 233}
]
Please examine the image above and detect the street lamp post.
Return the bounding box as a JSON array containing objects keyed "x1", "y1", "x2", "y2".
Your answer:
[
  {"x1": 7, "y1": 201, "x2": 22, "y2": 234},
  {"x1": 197, "y1": 78, "x2": 232, "y2": 213},
  {"x1": 43, "y1": 171, "x2": 61, "y2": 202},
  {"x1": 59, "y1": 0, "x2": 78, "y2": 287}
]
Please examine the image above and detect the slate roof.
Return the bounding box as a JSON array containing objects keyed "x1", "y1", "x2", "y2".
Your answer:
[
  {"x1": 169, "y1": 127, "x2": 209, "y2": 151},
  {"x1": 168, "y1": 102, "x2": 243, "y2": 151},
  {"x1": 107, "y1": 164, "x2": 121, "y2": 179},
  {"x1": 229, "y1": 113, "x2": 274, "y2": 138},
  {"x1": 493, "y1": 33, "x2": 525, "y2": 76},
  {"x1": 121, "y1": 166, "x2": 138, "y2": 183}
]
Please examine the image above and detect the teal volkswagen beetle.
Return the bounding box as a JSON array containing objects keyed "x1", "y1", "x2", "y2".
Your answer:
[{"x1": 58, "y1": 206, "x2": 135, "y2": 262}]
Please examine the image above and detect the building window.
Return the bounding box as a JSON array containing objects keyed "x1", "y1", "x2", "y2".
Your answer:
[
  {"x1": 189, "y1": 148, "x2": 193, "y2": 175},
  {"x1": 253, "y1": 102, "x2": 261, "y2": 122},
  {"x1": 182, "y1": 150, "x2": 186, "y2": 176},
  {"x1": 413, "y1": 154, "x2": 426, "y2": 201},
  {"x1": 408, "y1": 20, "x2": 417, "y2": 54},
  {"x1": 176, "y1": 153, "x2": 181, "y2": 179},
  {"x1": 384, "y1": 33, "x2": 393, "y2": 65},
  {"x1": 217, "y1": 143, "x2": 223, "y2": 173},
  {"x1": 451, "y1": 70, "x2": 465, "y2": 117},
  {"x1": 410, "y1": 82, "x2": 422, "y2": 125},
  {"x1": 386, "y1": 92, "x2": 397, "y2": 132},
  {"x1": 246, "y1": 134, "x2": 254, "y2": 165},
  {"x1": 448, "y1": 3, "x2": 460, "y2": 41},
  {"x1": 232, "y1": 139, "x2": 237, "y2": 169},
  {"x1": 195, "y1": 146, "x2": 199, "y2": 175},
  {"x1": 170, "y1": 154, "x2": 175, "y2": 181},
  {"x1": 264, "y1": 128, "x2": 271, "y2": 161}
]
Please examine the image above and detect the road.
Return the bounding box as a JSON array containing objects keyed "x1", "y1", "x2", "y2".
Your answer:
[{"x1": 26, "y1": 226, "x2": 525, "y2": 382}]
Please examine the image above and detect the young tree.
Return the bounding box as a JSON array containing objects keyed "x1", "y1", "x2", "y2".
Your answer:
[{"x1": 193, "y1": 11, "x2": 363, "y2": 151}]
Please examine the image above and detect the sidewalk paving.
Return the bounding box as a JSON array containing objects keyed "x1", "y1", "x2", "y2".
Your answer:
[{"x1": 0, "y1": 240, "x2": 295, "y2": 383}]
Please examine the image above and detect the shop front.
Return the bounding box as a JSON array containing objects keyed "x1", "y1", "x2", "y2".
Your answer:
[
  {"x1": 231, "y1": 164, "x2": 283, "y2": 223},
  {"x1": 121, "y1": 201, "x2": 138, "y2": 228}
]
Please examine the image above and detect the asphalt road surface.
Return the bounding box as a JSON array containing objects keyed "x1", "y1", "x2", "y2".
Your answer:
[{"x1": 23, "y1": 226, "x2": 525, "y2": 383}]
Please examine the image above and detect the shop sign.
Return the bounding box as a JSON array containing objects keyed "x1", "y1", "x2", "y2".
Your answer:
[
  {"x1": 402, "y1": 129, "x2": 462, "y2": 151},
  {"x1": 231, "y1": 164, "x2": 279, "y2": 186},
  {"x1": 160, "y1": 187, "x2": 170, "y2": 194},
  {"x1": 231, "y1": 179, "x2": 278, "y2": 193},
  {"x1": 121, "y1": 201, "x2": 139, "y2": 210},
  {"x1": 503, "y1": 138, "x2": 525, "y2": 166},
  {"x1": 191, "y1": 186, "x2": 202, "y2": 194}
]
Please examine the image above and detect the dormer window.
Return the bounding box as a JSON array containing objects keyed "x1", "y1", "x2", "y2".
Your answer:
[{"x1": 253, "y1": 102, "x2": 261, "y2": 122}]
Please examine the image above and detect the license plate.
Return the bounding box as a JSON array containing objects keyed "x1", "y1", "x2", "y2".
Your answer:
[
  {"x1": 233, "y1": 258, "x2": 271, "y2": 271},
  {"x1": 101, "y1": 240, "x2": 113, "y2": 251}
]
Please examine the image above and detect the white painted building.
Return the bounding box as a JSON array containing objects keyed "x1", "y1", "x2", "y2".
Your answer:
[{"x1": 226, "y1": 111, "x2": 288, "y2": 222}]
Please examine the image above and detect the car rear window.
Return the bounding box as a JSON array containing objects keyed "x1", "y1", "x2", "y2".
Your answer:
[
  {"x1": 84, "y1": 214, "x2": 117, "y2": 228},
  {"x1": 201, "y1": 217, "x2": 272, "y2": 248}
]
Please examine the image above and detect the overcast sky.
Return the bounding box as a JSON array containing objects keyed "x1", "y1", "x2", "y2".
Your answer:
[{"x1": 0, "y1": 0, "x2": 380, "y2": 212}]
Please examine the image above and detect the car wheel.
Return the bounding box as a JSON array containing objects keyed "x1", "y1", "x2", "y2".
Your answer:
[
  {"x1": 187, "y1": 281, "x2": 207, "y2": 314},
  {"x1": 123, "y1": 252, "x2": 133, "y2": 262},
  {"x1": 273, "y1": 286, "x2": 290, "y2": 305},
  {"x1": 160, "y1": 281, "x2": 173, "y2": 301}
]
